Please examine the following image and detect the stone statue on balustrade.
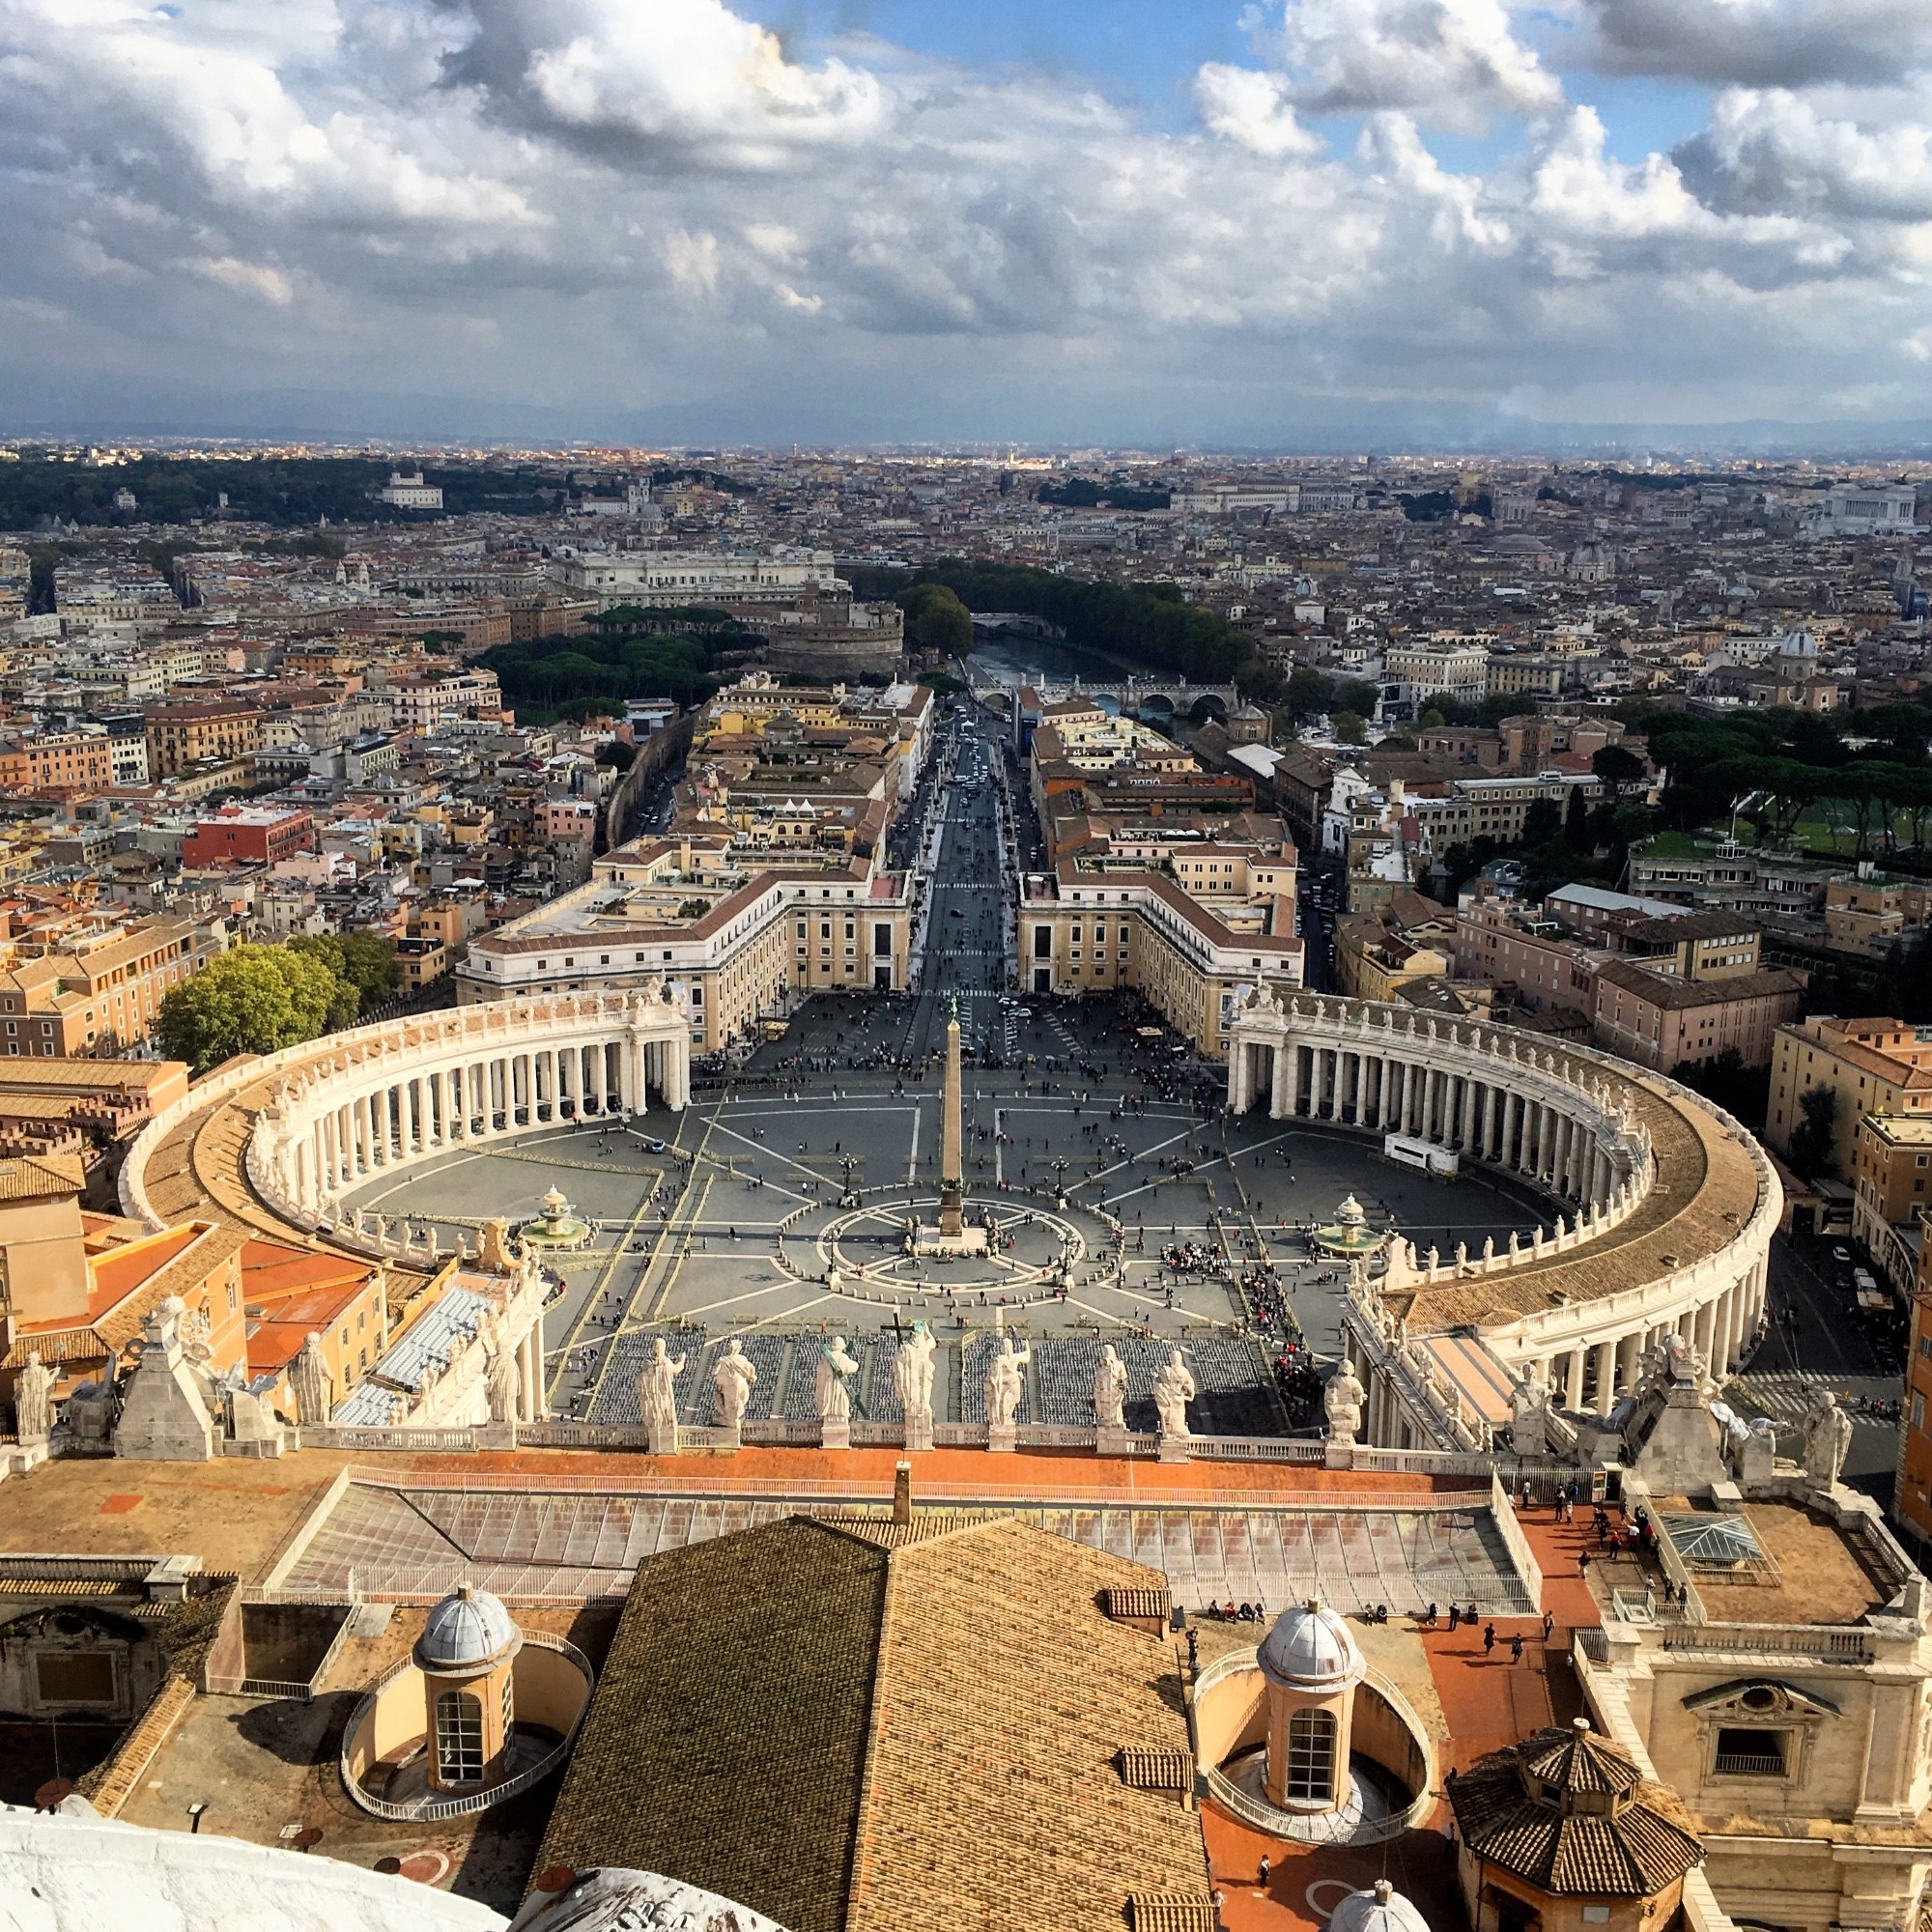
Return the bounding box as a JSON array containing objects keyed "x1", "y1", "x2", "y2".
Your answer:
[
  {"x1": 1323, "y1": 1360, "x2": 1367, "y2": 1446},
  {"x1": 1152, "y1": 1349, "x2": 1196, "y2": 1462},
  {"x1": 1093, "y1": 1344, "x2": 1128, "y2": 1433},
  {"x1": 893, "y1": 1321, "x2": 937, "y2": 1452},
  {"x1": 1510, "y1": 1359, "x2": 1551, "y2": 1455},
  {"x1": 815, "y1": 1336, "x2": 861, "y2": 1448},
  {"x1": 639, "y1": 1336, "x2": 686, "y2": 1456},
  {"x1": 14, "y1": 1350, "x2": 54, "y2": 1444},
  {"x1": 712, "y1": 1337, "x2": 757, "y2": 1438},
  {"x1": 484, "y1": 1318, "x2": 521, "y2": 1428},
  {"x1": 292, "y1": 1333, "x2": 333, "y2": 1430},
  {"x1": 1802, "y1": 1385, "x2": 1854, "y2": 1490},
  {"x1": 984, "y1": 1334, "x2": 1030, "y2": 1448}
]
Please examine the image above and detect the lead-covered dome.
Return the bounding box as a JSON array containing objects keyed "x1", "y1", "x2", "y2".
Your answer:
[
  {"x1": 415, "y1": 1581, "x2": 522, "y2": 1672},
  {"x1": 1257, "y1": 1597, "x2": 1365, "y2": 1692},
  {"x1": 1328, "y1": 1880, "x2": 1432, "y2": 1932}
]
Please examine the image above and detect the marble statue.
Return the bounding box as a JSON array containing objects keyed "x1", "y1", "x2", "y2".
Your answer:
[
  {"x1": 1152, "y1": 1349, "x2": 1196, "y2": 1440},
  {"x1": 14, "y1": 1350, "x2": 53, "y2": 1442},
  {"x1": 1323, "y1": 1360, "x2": 1367, "y2": 1444},
  {"x1": 1093, "y1": 1344, "x2": 1128, "y2": 1431},
  {"x1": 984, "y1": 1334, "x2": 1031, "y2": 1429},
  {"x1": 893, "y1": 1321, "x2": 937, "y2": 1431},
  {"x1": 712, "y1": 1337, "x2": 757, "y2": 1429},
  {"x1": 484, "y1": 1321, "x2": 520, "y2": 1426},
  {"x1": 1802, "y1": 1385, "x2": 1854, "y2": 1489},
  {"x1": 292, "y1": 1333, "x2": 332, "y2": 1429},
  {"x1": 639, "y1": 1337, "x2": 686, "y2": 1449},
  {"x1": 1511, "y1": 1358, "x2": 1551, "y2": 1453},
  {"x1": 814, "y1": 1336, "x2": 860, "y2": 1423}
]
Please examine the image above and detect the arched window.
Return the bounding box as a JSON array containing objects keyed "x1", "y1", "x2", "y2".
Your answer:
[
  {"x1": 435, "y1": 1690, "x2": 484, "y2": 1784},
  {"x1": 1285, "y1": 1707, "x2": 1338, "y2": 1803}
]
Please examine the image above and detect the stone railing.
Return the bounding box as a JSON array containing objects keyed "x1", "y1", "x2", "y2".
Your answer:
[{"x1": 340, "y1": 1632, "x2": 593, "y2": 1823}]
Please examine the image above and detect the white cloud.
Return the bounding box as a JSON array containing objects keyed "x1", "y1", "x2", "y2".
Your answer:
[
  {"x1": 0, "y1": 0, "x2": 1925, "y2": 435},
  {"x1": 1237, "y1": 0, "x2": 1565, "y2": 132},
  {"x1": 1193, "y1": 64, "x2": 1323, "y2": 156},
  {"x1": 662, "y1": 228, "x2": 721, "y2": 295}
]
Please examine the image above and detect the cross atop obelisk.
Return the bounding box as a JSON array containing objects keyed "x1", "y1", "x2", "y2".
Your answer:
[{"x1": 938, "y1": 993, "x2": 965, "y2": 1237}]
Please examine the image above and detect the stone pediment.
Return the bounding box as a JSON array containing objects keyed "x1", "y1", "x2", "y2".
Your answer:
[{"x1": 1681, "y1": 1678, "x2": 1841, "y2": 1720}]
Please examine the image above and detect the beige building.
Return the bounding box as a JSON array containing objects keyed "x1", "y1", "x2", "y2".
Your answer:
[
  {"x1": 144, "y1": 700, "x2": 265, "y2": 778},
  {"x1": 1767, "y1": 1015, "x2": 1932, "y2": 1179},
  {"x1": 1018, "y1": 854, "x2": 1303, "y2": 1055},
  {"x1": 1590, "y1": 959, "x2": 1806, "y2": 1071},
  {"x1": 457, "y1": 835, "x2": 915, "y2": 1052}
]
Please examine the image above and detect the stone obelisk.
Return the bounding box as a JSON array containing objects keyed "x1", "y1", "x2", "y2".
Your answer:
[{"x1": 938, "y1": 995, "x2": 965, "y2": 1237}]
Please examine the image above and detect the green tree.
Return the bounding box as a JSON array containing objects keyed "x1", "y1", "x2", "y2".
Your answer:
[
  {"x1": 1418, "y1": 707, "x2": 1447, "y2": 729},
  {"x1": 1333, "y1": 709, "x2": 1368, "y2": 746},
  {"x1": 156, "y1": 944, "x2": 344, "y2": 1073},
  {"x1": 1521, "y1": 799, "x2": 1563, "y2": 846},
  {"x1": 1788, "y1": 1085, "x2": 1839, "y2": 1179},
  {"x1": 1592, "y1": 744, "x2": 1645, "y2": 800},
  {"x1": 1564, "y1": 786, "x2": 1591, "y2": 851},
  {"x1": 290, "y1": 933, "x2": 399, "y2": 1013},
  {"x1": 897, "y1": 583, "x2": 973, "y2": 658}
]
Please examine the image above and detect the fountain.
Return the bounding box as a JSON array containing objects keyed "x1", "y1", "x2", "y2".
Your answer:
[
  {"x1": 515, "y1": 1185, "x2": 593, "y2": 1254},
  {"x1": 1314, "y1": 1194, "x2": 1386, "y2": 1262}
]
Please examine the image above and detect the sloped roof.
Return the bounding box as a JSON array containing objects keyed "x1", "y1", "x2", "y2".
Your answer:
[
  {"x1": 534, "y1": 1513, "x2": 1209, "y2": 1932},
  {"x1": 1448, "y1": 1722, "x2": 1702, "y2": 1897}
]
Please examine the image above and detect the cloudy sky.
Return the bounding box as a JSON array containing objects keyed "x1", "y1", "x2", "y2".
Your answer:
[{"x1": 2, "y1": 0, "x2": 1930, "y2": 446}]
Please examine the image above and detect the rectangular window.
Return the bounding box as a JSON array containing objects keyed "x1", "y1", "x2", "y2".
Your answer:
[{"x1": 1713, "y1": 1728, "x2": 1788, "y2": 1777}]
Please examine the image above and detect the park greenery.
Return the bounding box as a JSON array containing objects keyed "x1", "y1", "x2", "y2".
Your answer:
[
  {"x1": 851, "y1": 558, "x2": 1263, "y2": 692},
  {"x1": 1617, "y1": 697, "x2": 1932, "y2": 860},
  {"x1": 479, "y1": 604, "x2": 726, "y2": 721},
  {"x1": 0, "y1": 454, "x2": 555, "y2": 531},
  {"x1": 156, "y1": 937, "x2": 399, "y2": 1073},
  {"x1": 1036, "y1": 477, "x2": 1171, "y2": 511}
]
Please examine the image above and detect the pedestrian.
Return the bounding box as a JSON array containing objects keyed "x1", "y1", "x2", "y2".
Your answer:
[
  {"x1": 1483, "y1": 1622, "x2": 1496, "y2": 1654},
  {"x1": 1542, "y1": 1609, "x2": 1555, "y2": 1641},
  {"x1": 1510, "y1": 1632, "x2": 1524, "y2": 1664},
  {"x1": 1446, "y1": 1604, "x2": 1460, "y2": 1631},
  {"x1": 1258, "y1": 1855, "x2": 1271, "y2": 1889}
]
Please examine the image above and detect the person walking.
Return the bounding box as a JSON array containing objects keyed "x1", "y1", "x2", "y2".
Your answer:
[
  {"x1": 1542, "y1": 1609, "x2": 1555, "y2": 1642},
  {"x1": 1510, "y1": 1632, "x2": 1524, "y2": 1664},
  {"x1": 1483, "y1": 1622, "x2": 1496, "y2": 1654}
]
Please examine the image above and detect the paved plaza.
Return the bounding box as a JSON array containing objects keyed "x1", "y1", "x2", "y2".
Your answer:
[{"x1": 343, "y1": 1053, "x2": 1558, "y2": 1429}]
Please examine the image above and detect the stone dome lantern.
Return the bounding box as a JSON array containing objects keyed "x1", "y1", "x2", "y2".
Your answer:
[
  {"x1": 415, "y1": 1582, "x2": 524, "y2": 1793},
  {"x1": 1257, "y1": 1597, "x2": 1366, "y2": 1811},
  {"x1": 1327, "y1": 1879, "x2": 1433, "y2": 1932}
]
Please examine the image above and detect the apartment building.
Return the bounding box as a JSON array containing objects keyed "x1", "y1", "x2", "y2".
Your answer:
[
  {"x1": 0, "y1": 733, "x2": 117, "y2": 793},
  {"x1": 145, "y1": 700, "x2": 265, "y2": 779},
  {"x1": 1768, "y1": 1015, "x2": 1932, "y2": 1179},
  {"x1": 0, "y1": 916, "x2": 213, "y2": 1055},
  {"x1": 1590, "y1": 957, "x2": 1805, "y2": 1071},
  {"x1": 181, "y1": 806, "x2": 317, "y2": 868}
]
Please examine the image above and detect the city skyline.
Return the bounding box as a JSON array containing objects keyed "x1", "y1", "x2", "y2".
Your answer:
[{"x1": 1, "y1": 0, "x2": 1930, "y2": 448}]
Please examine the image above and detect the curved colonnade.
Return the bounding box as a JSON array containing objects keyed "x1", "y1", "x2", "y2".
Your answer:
[
  {"x1": 1228, "y1": 992, "x2": 1780, "y2": 1441},
  {"x1": 120, "y1": 991, "x2": 694, "y2": 1266}
]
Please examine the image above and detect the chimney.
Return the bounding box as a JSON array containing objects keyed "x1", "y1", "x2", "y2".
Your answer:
[{"x1": 893, "y1": 1461, "x2": 912, "y2": 1526}]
